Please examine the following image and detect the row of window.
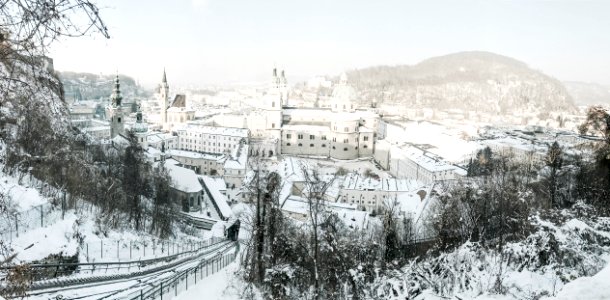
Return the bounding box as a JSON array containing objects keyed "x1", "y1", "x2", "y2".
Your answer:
[
  {"x1": 285, "y1": 143, "x2": 368, "y2": 149},
  {"x1": 285, "y1": 134, "x2": 369, "y2": 142},
  {"x1": 332, "y1": 126, "x2": 358, "y2": 132},
  {"x1": 287, "y1": 134, "x2": 328, "y2": 140},
  {"x1": 182, "y1": 141, "x2": 236, "y2": 147},
  {"x1": 180, "y1": 132, "x2": 242, "y2": 141}
]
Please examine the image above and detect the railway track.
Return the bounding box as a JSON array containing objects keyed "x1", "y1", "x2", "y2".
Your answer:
[{"x1": 22, "y1": 241, "x2": 238, "y2": 300}]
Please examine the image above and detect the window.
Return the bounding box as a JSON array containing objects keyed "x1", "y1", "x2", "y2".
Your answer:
[
  {"x1": 344, "y1": 147, "x2": 348, "y2": 151},
  {"x1": 363, "y1": 136, "x2": 369, "y2": 141},
  {"x1": 272, "y1": 123, "x2": 276, "y2": 128},
  {"x1": 286, "y1": 134, "x2": 292, "y2": 139},
  {"x1": 287, "y1": 143, "x2": 291, "y2": 146},
  {"x1": 272, "y1": 101, "x2": 275, "y2": 107},
  {"x1": 298, "y1": 134, "x2": 303, "y2": 139},
  {"x1": 363, "y1": 145, "x2": 368, "y2": 148},
  {"x1": 332, "y1": 137, "x2": 337, "y2": 142},
  {"x1": 322, "y1": 144, "x2": 326, "y2": 147},
  {"x1": 310, "y1": 144, "x2": 314, "y2": 147},
  {"x1": 298, "y1": 143, "x2": 303, "y2": 147},
  {"x1": 332, "y1": 146, "x2": 336, "y2": 149},
  {"x1": 310, "y1": 135, "x2": 315, "y2": 140},
  {"x1": 117, "y1": 117, "x2": 121, "y2": 123},
  {"x1": 343, "y1": 139, "x2": 348, "y2": 143},
  {"x1": 344, "y1": 127, "x2": 349, "y2": 132},
  {"x1": 321, "y1": 135, "x2": 327, "y2": 140}
]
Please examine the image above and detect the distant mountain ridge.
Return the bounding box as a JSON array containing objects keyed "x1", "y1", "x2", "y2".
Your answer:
[
  {"x1": 563, "y1": 81, "x2": 610, "y2": 106},
  {"x1": 346, "y1": 51, "x2": 576, "y2": 115}
]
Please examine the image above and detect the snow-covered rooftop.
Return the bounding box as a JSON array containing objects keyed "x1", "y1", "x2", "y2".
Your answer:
[
  {"x1": 392, "y1": 145, "x2": 461, "y2": 173},
  {"x1": 165, "y1": 162, "x2": 202, "y2": 193},
  {"x1": 168, "y1": 149, "x2": 225, "y2": 161},
  {"x1": 200, "y1": 175, "x2": 233, "y2": 219},
  {"x1": 342, "y1": 173, "x2": 419, "y2": 192}
]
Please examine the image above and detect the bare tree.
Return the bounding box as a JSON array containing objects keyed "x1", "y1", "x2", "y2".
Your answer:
[
  {"x1": 300, "y1": 165, "x2": 335, "y2": 299},
  {"x1": 544, "y1": 141, "x2": 564, "y2": 208}
]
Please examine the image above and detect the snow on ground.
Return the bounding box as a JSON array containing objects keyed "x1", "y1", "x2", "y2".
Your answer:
[
  {"x1": 543, "y1": 256, "x2": 610, "y2": 300},
  {"x1": 0, "y1": 172, "x2": 46, "y2": 211},
  {"x1": 176, "y1": 260, "x2": 243, "y2": 300},
  {"x1": 12, "y1": 212, "x2": 79, "y2": 262},
  {"x1": 378, "y1": 207, "x2": 610, "y2": 300}
]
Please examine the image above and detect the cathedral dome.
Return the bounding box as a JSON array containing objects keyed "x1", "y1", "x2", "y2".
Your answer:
[
  {"x1": 132, "y1": 122, "x2": 149, "y2": 133},
  {"x1": 331, "y1": 73, "x2": 356, "y2": 113}
]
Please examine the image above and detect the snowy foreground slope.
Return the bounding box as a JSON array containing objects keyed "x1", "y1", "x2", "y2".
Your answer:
[
  {"x1": 364, "y1": 206, "x2": 610, "y2": 300},
  {"x1": 137, "y1": 203, "x2": 610, "y2": 300},
  {"x1": 0, "y1": 167, "x2": 218, "y2": 266}
]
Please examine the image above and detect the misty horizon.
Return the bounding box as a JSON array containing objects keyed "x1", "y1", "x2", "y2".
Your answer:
[{"x1": 48, "y1": 0, "x2": 610, "y2": 87}]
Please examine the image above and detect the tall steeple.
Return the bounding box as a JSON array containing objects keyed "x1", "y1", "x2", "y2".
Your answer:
[
  {"x1": 133, "y1": 105, "x2": 149, "y2": 148},
  {"x1": 111, "y1": 74, "x2": 123, "y2": 107},
  {"x1": 107, "y1": 73, "x2": 125, "y2": 138},
  {"x1": 158, "y1": 68, "x2": 170, "y2": 128}
]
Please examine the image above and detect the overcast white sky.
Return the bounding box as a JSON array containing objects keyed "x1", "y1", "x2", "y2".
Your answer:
[{"x1": 49, "y1": 0, "x2": 610, "y2": 87}]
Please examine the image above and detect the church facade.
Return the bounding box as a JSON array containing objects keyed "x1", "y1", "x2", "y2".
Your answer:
[{"x1": 253, "y1": 70, "x2": 379, "y2": 160}]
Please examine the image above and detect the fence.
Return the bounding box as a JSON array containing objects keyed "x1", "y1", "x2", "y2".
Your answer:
[
  {"x1": 80, "y1": 237, "x2": 222, "y2": 262},
  {"x1": 0, "y1": 238, "x2": 230, "y2": 287},
  {"x1": 126, "y1": 243, "x2": 238, "y2": 300},
  {"x1": 0, "y1": 203, "x2": 58, "y2": 243}
]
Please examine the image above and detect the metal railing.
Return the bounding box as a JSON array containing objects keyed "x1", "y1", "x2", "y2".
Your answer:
[
  {"x1": 124, "y1": 242, "x2": 238, "y2": 300},
  {"x1": 0, "y1": 237, "x2": 227, "y2": 285}
]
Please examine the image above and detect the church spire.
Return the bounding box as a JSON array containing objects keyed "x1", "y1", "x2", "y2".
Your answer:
[
  {"x1": 111, "y1": 74, "x2": 122, "y2": 107},
  {"x1": 162, "y1": 68, "x2": 167, "y2": 83},
  {"x1": 136, "y1": 105, "x2": 143, "y2": 123}
]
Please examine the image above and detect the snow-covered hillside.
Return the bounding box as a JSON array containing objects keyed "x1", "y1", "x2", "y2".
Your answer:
[
  {"x1": 346, "y1": 51, "x2": 576, "y2": 115},
  {"x1": 369, "y1": 204, "x2": 610, "y2": 299}
]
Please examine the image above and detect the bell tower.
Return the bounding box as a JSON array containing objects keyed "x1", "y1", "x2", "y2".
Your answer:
[
  {"x1": 107, "y1": 74, "x2": 124, "y2": 138},
  {"x1": 265, "y1": 68, "x2": 283, "y2": 138},
  {"x1": 159, "y1": 69, "x2": 170, "y2": 127}
]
